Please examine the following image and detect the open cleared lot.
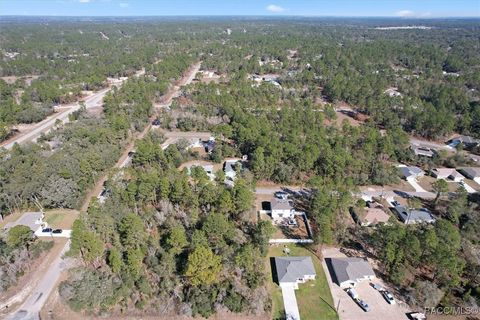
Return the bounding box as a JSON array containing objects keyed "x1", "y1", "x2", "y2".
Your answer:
[
  {"x1": 44, "y1": 209, "x2": 79, "y2": 229},
  {"x1": 267, "y1": 244, "x2": 338, "y2": 320},
  {"x1": 417, "y1": 176, "x2": 461, "y2": 193},
  {"x1": 322, "y1": 247, "x2": 411, "y2": 320}
]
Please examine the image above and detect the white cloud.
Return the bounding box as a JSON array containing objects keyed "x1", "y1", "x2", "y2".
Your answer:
[
  {"x1": 266, "y1": 4, "x2": 285, "y2": 13},
  {"x1": 78, "y1": 0, "x2": 91, "y2": 3},
  {"x1": 395, "y1": 10, "x2": 433, "y2": 18},
  {"x1": 395, "y1": 10, "x2": 415, "y2": 17},
  {"x1": 119, "y1": 2, "x2": 128, "y2": 7}
]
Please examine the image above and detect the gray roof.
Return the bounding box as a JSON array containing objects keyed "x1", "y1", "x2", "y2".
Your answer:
[
  {"x1": 271, "y1": 198, "x2": 293, "y2": 211},
  {"x1": 448, "y1": 170, "x2": 464, "y2": 179},
  {"x1": 4, "y1": 212, "x2": 44, "y2": 232},
  {"x1": 329, "y1": 258, "x2": 375, "y2": 285},
  {"x1": 399, "y1": 166, "x2": 424, "y2": 178},
  {"x1": 458, "y1": 167, "x2": 480, "y2": 179},
  {"x1": 392, "y1": 206, "x2": 436, "y2": 224},
  {"x1": 453, "y1": 135, "x2": 479, "y2": 144},
  {"x1": 224, "y1": 160, "x2": 240, "y2": 174},
  {"x1": 412, "y1": 146, "x2": 435, "y2": 157},
  {"x1": 275, "y1": 256, "x2": 316, "y2": 283}
]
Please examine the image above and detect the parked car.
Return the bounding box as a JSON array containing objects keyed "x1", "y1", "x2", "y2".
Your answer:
[
  {"x1": 346, "y1": 288, "x2": 359, "y2": 299},
  {"x1": 287, "y1": 218, "x2": 297, "y2": 226},
  {"x1": 274, "y1": 191, "x2": 288, "y2": 200},
  {"x1": 42, "y1": 228, "x2": 53, "y2": 233},
  {"x1": 152, "y1": 119, "x2": 161, "y2": 126},
  {"x1": 392, "y1": 200, "x2": 400, "y2": 207},
  {"x1": 371, "y1": 283, "x2": 384, "y2": 291},
  {"x1": 381, "y1": 291, "x2": 396, "y2": 304},
  {"x1": 100, "y1": 188, "x2": 110, "y2": 197},
  {"x1": 356, "y1": 299, "x2": 371, "y2": 312},
  {"x1": 52, "y1": 229, "x2": 63, "y2": 234}
]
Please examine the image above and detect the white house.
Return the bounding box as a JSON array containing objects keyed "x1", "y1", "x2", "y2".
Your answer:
[
  {"x1": 224, "y1": 159, "x2": 242, "y2": 186},
  {"x1": 431, "y1": 168, "x2": 455, "y2": 179},
  {"x1": 449, "y1": 170, "x2": 465, "y2": 182},
  {"x1": 399, "y1": 166, "x2": 424, "y2": 180},
  {"x1": 275, "y1": 256, "x2": 316, "y2": 320},
  {"x1": 271, "y1": 198, "x2": 295, "y2": 220},
  {"x1": 275, "y1": 256, "x2": 316, "y2": 289},
  {"x1": 328, "y1": 257, "x2": 376, "y2": 288}
]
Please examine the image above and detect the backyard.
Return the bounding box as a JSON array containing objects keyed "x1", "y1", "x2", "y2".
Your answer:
[{"x1": 267, "y1": 244, "x2": 339, "y2": 320}]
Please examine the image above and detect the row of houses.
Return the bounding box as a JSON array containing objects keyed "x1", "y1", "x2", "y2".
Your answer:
[
  {"x1": 400, "y1": 165, "x2": 480, "y2": 182},
  {"x1": 352, "y1": 201, "x2": 436, "y2": 226},
  {"x1": 448, "y1": 135, "x2": 480, "y2": 149},
  {"x1": 276, "y1": 254, "x2": 376, "y2": 291}
]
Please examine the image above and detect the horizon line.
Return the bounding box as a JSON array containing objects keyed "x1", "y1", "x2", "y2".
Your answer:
[{"x1": 1, "y1": 14, "x2": 480, "y2": 19}]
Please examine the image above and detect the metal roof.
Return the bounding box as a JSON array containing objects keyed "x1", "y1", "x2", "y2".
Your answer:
[{"x1": 271, "y1": 198, "x2": 293, "y2": 211}]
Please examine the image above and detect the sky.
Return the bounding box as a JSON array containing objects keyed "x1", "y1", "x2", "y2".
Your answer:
[{"x1": 0, "y1": 0, "x2": 479, "y2": 17}]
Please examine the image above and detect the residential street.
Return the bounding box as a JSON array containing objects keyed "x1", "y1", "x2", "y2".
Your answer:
[
  {"x1": 409, "y1": 137, "x2": 451, "y2": 152},
  {"x1": 255, "y1": 185, "x2": 437, "y2": 199},
  {"x1": 6, "y1": 241, "x2": 71, "y2": 320},
  {"x1": 1, "y1": 88, "x2": 109, "y2": 149},
  {"x1": 3, "y1": 63, "x2": 201, "y2": 320},
  {"x1": 0, "y1": 69, "x2": 146, "y2": 150}
]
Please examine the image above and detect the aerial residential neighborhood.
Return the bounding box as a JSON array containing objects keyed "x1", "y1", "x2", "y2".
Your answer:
[{"x1": 1, "y1": 1, "x2": 480, "y2": 320}]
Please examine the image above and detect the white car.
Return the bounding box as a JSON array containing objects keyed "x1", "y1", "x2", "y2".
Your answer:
[
  {"x1": 382, "y1": 291, "x2": 396, "y2": 304},
  {"x1": 346, "y1": 288, "x2": 359, "y2": 299}
]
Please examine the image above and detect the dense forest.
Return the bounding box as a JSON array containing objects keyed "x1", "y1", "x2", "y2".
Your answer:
[
  {"x1": 1, "y1": 17, "x2": 479, "y2": 318},
  {"x1": 60, "y1": 132, "x2": 272, "y2": 317}
]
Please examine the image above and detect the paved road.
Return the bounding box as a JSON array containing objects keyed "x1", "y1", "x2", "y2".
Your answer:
[
  {"x1": 1, "y1": 88, "x2": 110, "y2": 149},
  {"x1": 6, "y1": 241, "x2": 71, "y2": 320},
  {"x1": 359, "y1": 189, "x2": 435, "y2": 200},
  {"x1": 409, "y1": 137, "x2": 451, "y2": 152},
  {"x1": 255, "y1": 186, "x2": 304, "y2": 196},
  {"x1": 0, "y1": 68, "x2": 147, "y2": 150},
  {"x1": 255, "y1": 185, "x2": 436, "y2": 200},
  {"x1": 410, "y1": 137, "x2": 480, "y2": 163}
]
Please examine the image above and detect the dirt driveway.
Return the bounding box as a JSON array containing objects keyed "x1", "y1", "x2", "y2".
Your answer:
[{"x1": 321, "y1": 247, "x2": 412, "y2": 320}]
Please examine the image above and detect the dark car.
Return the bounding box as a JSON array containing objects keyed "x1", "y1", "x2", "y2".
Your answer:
[
  {"x1": 152, "y1": 119, "x2": 161, "y2": 126},
  {"x1": 274, "y1": 191, "x2": 289, "y2": 200},
  {"x1": 52, "y1": 229, "x2": 63, "y2": 234},
  {"x1": 42, "y1": 228, "x2": 53, "y2": 233}
]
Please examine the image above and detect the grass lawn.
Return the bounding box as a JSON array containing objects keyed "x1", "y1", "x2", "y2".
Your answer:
[
  {"x1": 44, "y1": 209, "x2": 79, "y2": 229},
  {"x1": 267, "y1": 244, "x2": 339, "y2": 320}
]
